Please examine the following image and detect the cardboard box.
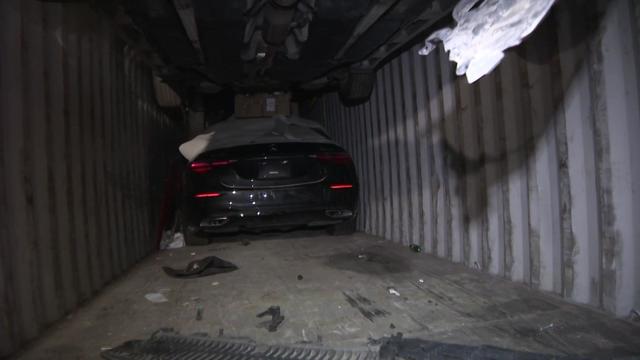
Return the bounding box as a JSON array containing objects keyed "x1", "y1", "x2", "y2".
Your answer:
[{"x1": 235, "y1": 93, "x2": 291, "y2": 118}]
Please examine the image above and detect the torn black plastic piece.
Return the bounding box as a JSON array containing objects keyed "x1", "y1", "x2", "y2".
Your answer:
[
  {"x1": 163, "y1": 256, "x2": 238, "y2": 278},
  {"x1": 256, "y1": 305, "x2": 285, "y2": 332}
]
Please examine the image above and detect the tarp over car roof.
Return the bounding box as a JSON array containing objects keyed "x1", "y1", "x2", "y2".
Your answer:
[{"x1": 179, "y1": 115, "x2": 335, "y2": 161}]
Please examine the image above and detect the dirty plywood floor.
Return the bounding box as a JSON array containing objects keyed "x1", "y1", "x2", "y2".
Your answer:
[{"x1": 15, "y1": 232, "x2": 640, "y2": 359}]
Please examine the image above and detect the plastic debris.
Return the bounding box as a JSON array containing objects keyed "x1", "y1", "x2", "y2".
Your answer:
[
  {"x1": 163, "y1": 256, "x2": 238, "y2": 279},
  {"x1": 538, "y1": 323, "x2": 555, "y2": 332},
  {"x1": 387, "y1": 287, "x2": 400, "y2": 296},
  {"x1": 241, "y1": 240, "x2": 251, "y2": 246},
  {"x1": 159, "y1": 231, "x2": 185, "y2": 250},
  {"x1": 418, "y1": 279, "x2": 424, "y2": 283},
  {"x1": 409, "y1": 244, "x2": 422, "y2": 253},
  {"x1": 257, "y1": 306, "x2": 285, "y2": 332},
  {"x1": 419, "y1": 0, "x2": 557, "y2": 83},
  {"x1": 179, "y1": 131, "x2": 216, "y2": 161},
  {"x1": 211, "y1": 281, "x2": 220, "y2": 286},
  {"x1": 145, "y1": 293, "x2": 169, "y2": 303}
]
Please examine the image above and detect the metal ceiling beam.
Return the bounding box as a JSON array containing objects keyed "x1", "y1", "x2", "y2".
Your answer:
[
  {"x1": 365, "y1": 0, "x2": 455, "y2": 68},
  {"x1": 172, "y1": 0, "x2": 206, "y2": 64},
  {"x1": 333, "y1": 0, "x2": 401, "y2": 60}
]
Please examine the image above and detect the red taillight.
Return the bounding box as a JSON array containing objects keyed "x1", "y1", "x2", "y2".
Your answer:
[
  {"x1": 194, "y1": 192, "x2": 221, "y2": 198},
  {"x1": 190, "y1": 162, "x2": 212, "y2": 174},
  {"x1": 330, "y1": 184, "x2": 353, "y2": 190},
  {"x1": 312, "y1": 153, "x2": 352, "y2": 165},
  {"x1": 190, "y1": 160, "x2": 236, "y2": 174},
  {"x1": 211, "y1": 160, "x2": 234, "y2": 166}
]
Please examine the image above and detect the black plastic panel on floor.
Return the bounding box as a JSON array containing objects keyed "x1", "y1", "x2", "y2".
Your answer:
[{"x1": 101, "y1": 330, "x2": 582, "y2": 360}]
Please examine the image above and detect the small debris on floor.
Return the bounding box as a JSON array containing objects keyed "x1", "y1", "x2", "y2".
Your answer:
[
  {"x1": 409, "y1": 244, "x2": 422, "y2": 252},
  {"x1": 160, "y1": 231, "x2": 185, "y2": 250},
  {"x1": 418, "y1": 279, "x2": 424, "y2": 283},
  {"x1": 241, "y1": 240, "x2": 250, "y2": 246},
  {"x1": 163, "y1": 256, "x2": 238, "y2": 279},
  {"x1": 211, "y1": 281, "x2": 220, "y2": 286},
  {"x1": 387, "y1": 287, "x2": 400, "y2": 296},
  {"x1": 390, "y1": 323, "x2": 396, "y2": 329},
  {"x1": 190, "y1": 252, "x2": 196, "y2": 256},
  {"x1": 100, "y1": 347, "x2": 112, "y2": 351},
  {"x1": 196, "y1": 306, "x2": 204, "y2": 321},
  {"x1": 257, "y1": 305, "x2": 285, "y2": 332},
  {"x1": 144, "y1": 293, "x2": 169, "y2": 303},
  {"x1": 297, "y1": 274, "x2": 303, "y2": 280},
  {"x1": 538, "y1": 323, "x2": 555, "y2": 332},
  {"x1": 357, "y1": 253, "x2": 369, "y2": 261}
]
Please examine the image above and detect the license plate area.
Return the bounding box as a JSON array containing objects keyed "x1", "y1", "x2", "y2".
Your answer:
[{"x1": 258, "y1": 160, "x2": 291, "y2": 179}]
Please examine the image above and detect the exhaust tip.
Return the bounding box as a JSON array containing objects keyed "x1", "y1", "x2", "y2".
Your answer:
[
  {"x1": 325, "y1": 209, "x2": 353, "y2": 219},
  {"x1": 200, "y1": 217, "x2": 229, "y2": 227}
]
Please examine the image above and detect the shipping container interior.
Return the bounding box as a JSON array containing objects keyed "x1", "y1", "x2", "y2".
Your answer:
[{"x1": 1, "y1": 0, "x2": 640, "y2": 359}]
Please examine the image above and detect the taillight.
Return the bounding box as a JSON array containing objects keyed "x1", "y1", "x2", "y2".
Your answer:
[
  {"x1": 190, "y1": 162, "x2": 212, "y2": 174},
  {"x1": 330, "y1": 184, "x2": 353, "y2": 190},
  {"x1": 311, "y1": 152, "x2": 352, "y2": 165},
  {"x1": 190, "y1": 160, "x2": 236, "y2": 174},
  {"x1": 194, "y1": 192, "x2": 221, "y2": 198}
]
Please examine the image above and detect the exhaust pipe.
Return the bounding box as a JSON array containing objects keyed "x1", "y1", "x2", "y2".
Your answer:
[
  {"x1": 200, "y1": 217, "x2": 229, "y2": 227},
  {"x1": 325, "y1": 209, "x2": 353, "y2": 219}
]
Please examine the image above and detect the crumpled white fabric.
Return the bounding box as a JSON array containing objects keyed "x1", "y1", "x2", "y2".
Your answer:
[
  {"x1": 178, "y1": 131, "x2": 215, "y2": 162},
  {"x1": 419, "y1": 0, "x2": 556, "y2": 83}
]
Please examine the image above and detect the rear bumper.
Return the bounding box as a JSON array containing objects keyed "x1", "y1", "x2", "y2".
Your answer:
[
  {"x1": 183, "y1": 188, "x2": 357, "y2": 234},
  {"x1": 186, "y1": 207, "x2": 355, "y2": 234}
]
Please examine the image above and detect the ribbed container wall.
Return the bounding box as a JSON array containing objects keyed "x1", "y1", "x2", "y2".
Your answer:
[
  {"x1": 312, "y1": 0, "x2": 640, "y2": 317},
  {"x1": 0, "y1": 1, "x2": 181, "y2": 356}
]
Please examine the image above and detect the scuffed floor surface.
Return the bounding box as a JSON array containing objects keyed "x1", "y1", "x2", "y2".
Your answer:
[{"x1": 15, "y1": 232, "x2": 640, "y2": 359}]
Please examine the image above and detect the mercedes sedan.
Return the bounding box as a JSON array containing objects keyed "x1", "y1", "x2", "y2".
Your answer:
[{"x1": 180, "y1": 116, "x2": 358, "y2": 245}]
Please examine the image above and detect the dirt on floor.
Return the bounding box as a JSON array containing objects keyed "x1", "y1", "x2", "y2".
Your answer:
[{"x1": 15, "y1": 231, "x2": 640, "y2": 359}]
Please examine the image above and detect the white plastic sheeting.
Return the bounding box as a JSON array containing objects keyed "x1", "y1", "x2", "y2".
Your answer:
[
  {"x1": 419, "y1": 0, "x2": 556, "y2": 83},
  {"x1": 178, "y1": 115, "x2": 333, "y2": 161}
]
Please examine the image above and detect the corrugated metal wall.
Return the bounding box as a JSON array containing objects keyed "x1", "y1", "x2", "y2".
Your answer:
[
  {"x1": 0, "y1": 1, "x2": 181, "y2": 356},
  {"x1": 312, "y1": 0, "x2": 640, "y2": 317}
]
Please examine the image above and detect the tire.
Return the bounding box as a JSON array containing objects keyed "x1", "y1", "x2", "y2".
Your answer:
[
  {"x1": 339, "y1": 69, "x2": 375, "y2": 106},
  {"x1": 328, "y1": 216, "x2": 357, "y2": 236}
]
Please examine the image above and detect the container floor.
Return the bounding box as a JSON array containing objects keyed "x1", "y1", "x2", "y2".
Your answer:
[{"x1": 16, "y1": 231, "x2": 640, "y2": 359}]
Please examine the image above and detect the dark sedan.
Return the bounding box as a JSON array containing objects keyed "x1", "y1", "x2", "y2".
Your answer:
[{"x1": 180, "y1": 116, "x2": 358, "y2": 245}]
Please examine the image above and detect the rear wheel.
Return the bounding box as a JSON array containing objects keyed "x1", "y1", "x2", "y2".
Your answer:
[{"x1": 328, "y1": 216, "x2": 357, "y2": 236}]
